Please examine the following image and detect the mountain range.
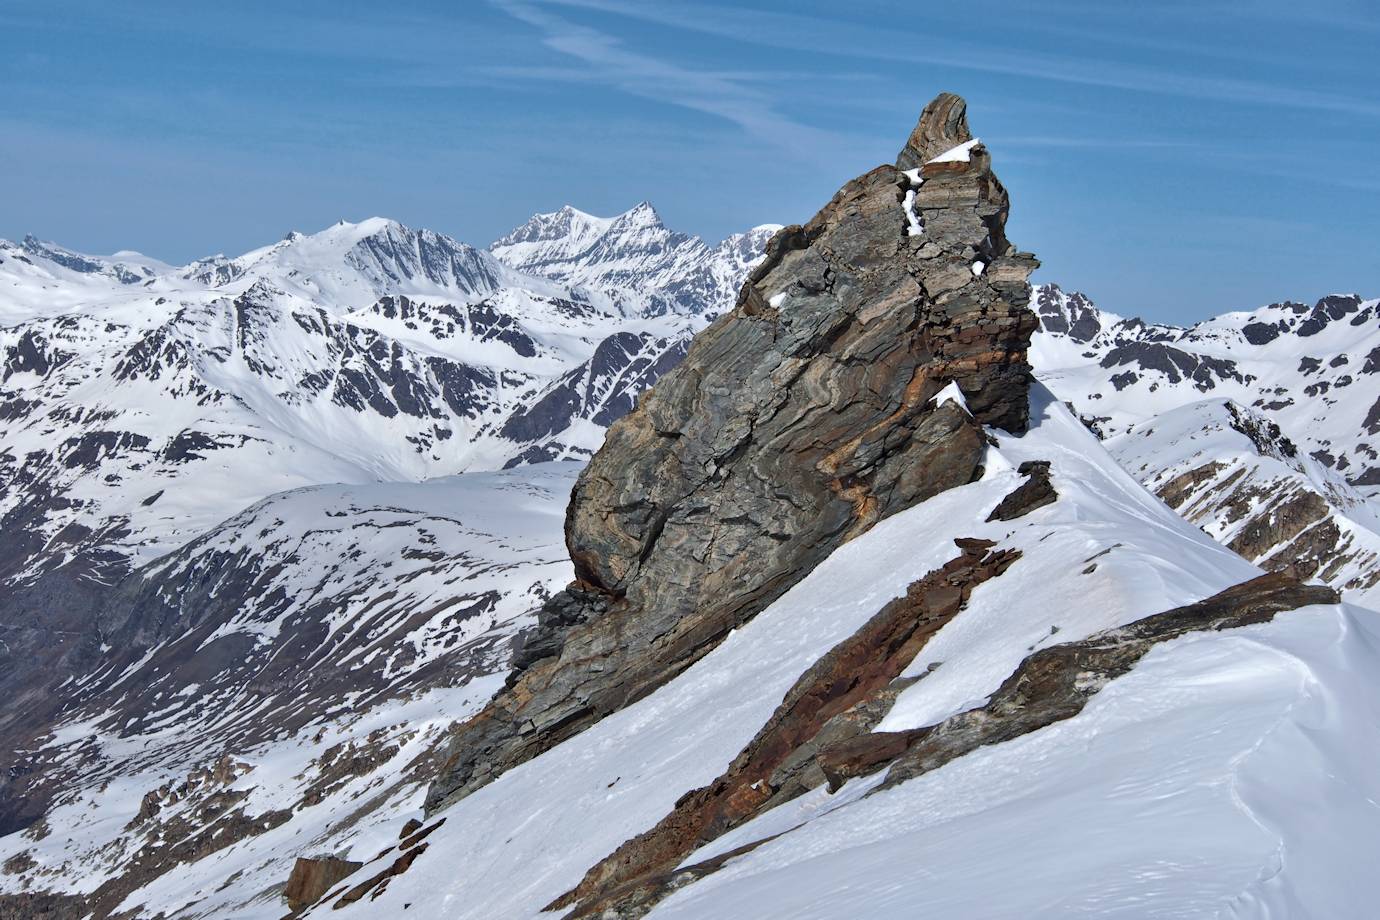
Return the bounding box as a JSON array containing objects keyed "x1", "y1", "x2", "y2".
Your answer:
[{"x1": 1, "y1": 94, "x2": 1378, "y2": 919}]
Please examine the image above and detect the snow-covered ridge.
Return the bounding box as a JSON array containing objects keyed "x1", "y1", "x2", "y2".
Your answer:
[
  {"x1": 180, "y1": 217, "x2": 576, "y2": 309},
  {"x1": 282, "y1": 388, "x2": 1380, "y2": 920},
  {"x1": 1032, "y1": 282, "x2": 1380, "y2": 605},
  {"x1": 0, "y1": 210, "x2": 774, "y2": 587},
  {"x1": 490, "y1": 202, "x2": 781, "y2": 318},
  {"x1": 13, "y1": 385, "x2": 1377, "y2": 919}
]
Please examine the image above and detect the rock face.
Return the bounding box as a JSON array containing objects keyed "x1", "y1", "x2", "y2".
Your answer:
[
  {"x1": 284, "y1": 856, "x2": 362, "y2": 912},
  {"x1": 426, "y1": 93, "x2": 1040, "y2": 814}
]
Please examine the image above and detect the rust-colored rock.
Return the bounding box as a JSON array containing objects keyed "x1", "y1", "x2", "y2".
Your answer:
[
  {"x1": 567, "y1": 572, "x2": 1335, "y2": 919},
  {"x1": 332, "y1": 843, "x2": 428, "y2": 909},
  {"x1": 284, "y1": 856, "x2": 362, "y2": 912}
]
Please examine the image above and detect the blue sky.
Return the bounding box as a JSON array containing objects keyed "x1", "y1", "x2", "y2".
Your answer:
[{"x1": 1, "y1": 0, "x2": 1375, "y2": 323}]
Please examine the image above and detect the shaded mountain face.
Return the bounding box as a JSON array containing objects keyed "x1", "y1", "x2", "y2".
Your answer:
[
  {"x1": 1031, "y1": 283, "x2": 1380, "y2": 605},
  {"x1": 0, "y1": 466, "x2": 579, "y2": 916}
]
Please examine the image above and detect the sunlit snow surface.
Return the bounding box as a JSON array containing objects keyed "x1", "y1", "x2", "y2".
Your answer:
[
  {"x1": 311, "y1": 387, "x2": 1380, "y2": 920},
  {"x1": 1109, "y1": 399, "x2": 1380, "y2": 609}
]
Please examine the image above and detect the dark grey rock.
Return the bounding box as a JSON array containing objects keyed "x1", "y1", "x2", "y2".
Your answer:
[{"x1": 426, "y1": 93, "x2": 1041, "y2": 815}]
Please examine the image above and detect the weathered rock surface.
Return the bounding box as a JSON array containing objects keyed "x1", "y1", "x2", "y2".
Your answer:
[
  {"x1": 426, "y1": 92, "x2": 1040, "y2": 814},
  {"x1": 284, "y1": 856, "x2": 362, "y2": 912},
  {"x1": 986, "y1": 459, "x2": 1057, "y2": 521}
]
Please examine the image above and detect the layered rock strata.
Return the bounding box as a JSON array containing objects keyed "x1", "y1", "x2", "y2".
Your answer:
[{"x1": 427, "y1": 93, "x2": 1040, "y2": 814}]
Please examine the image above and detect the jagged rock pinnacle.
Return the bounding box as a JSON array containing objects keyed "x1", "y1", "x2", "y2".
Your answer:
[
  {"x1": 426, "y1": 92, "x2": 1041, "y2": 816},
  {"x1": 897, "y1": 92, "x2": 972, "y2": 170}
]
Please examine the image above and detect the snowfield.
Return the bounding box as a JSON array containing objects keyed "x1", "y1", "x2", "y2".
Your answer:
[{"x1": 654, "y1": 601, "x2": 1379, "y2": 919}]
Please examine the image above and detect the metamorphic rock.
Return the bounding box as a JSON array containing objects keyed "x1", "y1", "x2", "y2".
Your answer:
[{"x1": 426, "y1": 92, "x2": 1041, "y2": 814}]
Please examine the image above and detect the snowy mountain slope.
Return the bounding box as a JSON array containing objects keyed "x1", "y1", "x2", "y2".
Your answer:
[
  {"x1": 1032, "y1": 283, "x2": 1380, "y2": 491},
  {"x1": 648, "y1": 598, "x2": 1378, "y2": 920},
  {"x1": 490, "y1": 203, "x2": 780, "y2": 318},
  {"x1": 1031, "y1": 283, "x2": 1380, "y2": 605},
  {"x1": 0, "y1": 235, "x2": 185, "y2": 325},
  {"x1": 6, "y1": 91, "x2": 1379, "y2": 920},
  {"x1": 0, "y1": 282, "x2": 563, "y2": 591},
  {"x1": 1109, "y1": 400, "x2": 1380, "y2": 608},
  {"x1": 0, "y1": 213, "x2": 769, "y2": 583},
  {"x1": 275, "y1": 389, "x2": 1376, "y2": 920},
  {"x1": 0, "y1": 465, "x2": 577, "y2": 915},
  {"x1": 181, "y1": 217, "x2": 576, "y2": 310},
  {"x1": 0, "y1": 216, "x2": 771, "y2": 735}
]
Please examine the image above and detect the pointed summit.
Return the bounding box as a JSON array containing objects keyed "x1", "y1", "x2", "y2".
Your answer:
[
  {"x1": 897, "y1": 92, "x2": 973, "y2": 170},
  {"x1": 616, "y1": 200, "x2": 663, "y2": 227}
]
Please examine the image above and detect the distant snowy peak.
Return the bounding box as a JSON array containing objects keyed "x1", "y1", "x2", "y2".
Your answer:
[
  {"x1": 491, "y1": 202, "x2": 780, "y2": 318},
  {"x1": 17, "y1": 235, "x2": 166, "y2": 286},
  {"x1": 1109, "y1": 399, "x2": 1380, "y2": 607},
  {"x1": 1032, "y1": 284, "x2": 1380, "y2": 472},
  {"x1": 490, "y1": 205, "x2": 618, "y2": 265},
  {"x1": 708, "y1": 223, "x2": 782, "y2": 285},
  {"x1": 182, "y1": 217, "x2": 565, "y2": 311},
  {"x1": 1034, "y1": 283, "x2": 1377, "y2": 358},
  {"x1": 0, "y1": 236, "x2": 186, "y2": 324},
  {"x1": 1032, "y1": 282, "x2": 1380, "y2": 604}
]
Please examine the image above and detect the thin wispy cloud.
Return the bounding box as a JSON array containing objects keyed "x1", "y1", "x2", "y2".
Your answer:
[
  {"x1": 3, "y1": 1, "x2": 1374, "y2": 320},
  {"x1": 999, "y1": 136, "x2": 1200, "y2": 150},
  {"x1": 535, "y1": 0, "x2": 1380, "y2": 119},
  {"x1": 490, "y1": 0, "x2": 844, "y2": 154}
]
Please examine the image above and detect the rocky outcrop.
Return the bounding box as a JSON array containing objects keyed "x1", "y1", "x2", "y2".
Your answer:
[
  {"x1": 426, "y1": 93, "x2": 1040, "y2": 814},
  {"x1": 320, "y1": 819, "x2": 445, "y2": 909},
  {"x1": 986, "y1": 460, "x2": 1057, "y2": 521},
  {"x1": 874, "y1": 572, "x2": 1337, "y2": 787},
  {"x1": 284, "y1": 856, "x2": 362, "y2": 912}
]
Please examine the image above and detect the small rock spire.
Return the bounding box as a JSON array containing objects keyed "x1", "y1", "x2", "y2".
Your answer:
[{"x1": 897, "y1": 92, "x2": 972, "y2": 170}]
